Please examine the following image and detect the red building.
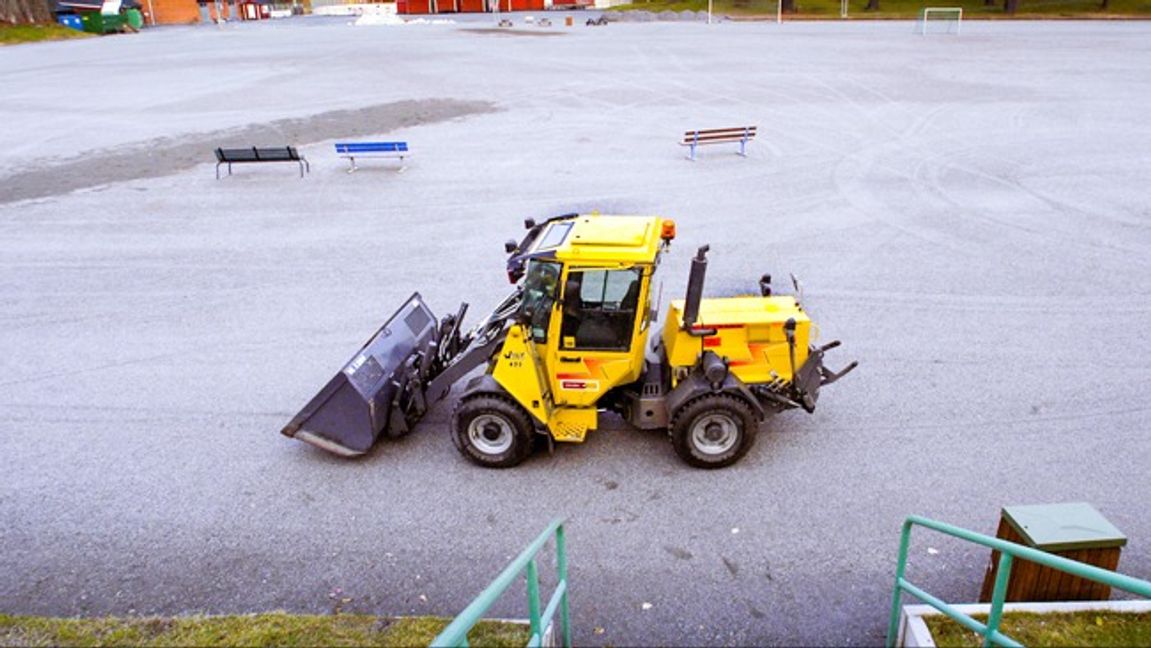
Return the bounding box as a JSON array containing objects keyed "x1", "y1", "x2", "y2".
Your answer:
[{"x1": 398, "y1": 0, "x2": 546, "y2": 14}]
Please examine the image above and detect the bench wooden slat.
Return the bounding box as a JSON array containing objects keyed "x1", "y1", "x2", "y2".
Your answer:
[
  {"x1": 683, "y1": 127, "x2": 757, "y2": 137},
  {"x1": 680, "y1": 133, "x2": 757, "y2": 145}
]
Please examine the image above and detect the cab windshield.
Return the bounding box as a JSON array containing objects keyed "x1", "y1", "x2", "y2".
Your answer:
[{"x1": 519, "y1": 260, "x2": 561, "y2": 343}]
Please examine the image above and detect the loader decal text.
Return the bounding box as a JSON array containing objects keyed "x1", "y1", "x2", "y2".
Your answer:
[{"x1": 560, "y1": 380, "x2": 599, "y2": 391}]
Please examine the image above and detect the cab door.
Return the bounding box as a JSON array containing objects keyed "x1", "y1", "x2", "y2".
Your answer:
[{"x1": 548, "y1": 265, "x2": 651, "y2": 406}]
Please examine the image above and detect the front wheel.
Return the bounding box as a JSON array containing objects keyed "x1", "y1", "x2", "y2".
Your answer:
[
  {"x1": 452, "y1": 395, "x2": 535, "y2": 468},
  {"x1": 670, "y1": 394, "x2": 758, "y2": 469}
]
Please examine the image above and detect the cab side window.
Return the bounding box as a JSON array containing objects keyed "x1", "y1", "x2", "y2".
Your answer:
[{"x1": 561, "y1": 268, "x2": 643, "y2": 351}]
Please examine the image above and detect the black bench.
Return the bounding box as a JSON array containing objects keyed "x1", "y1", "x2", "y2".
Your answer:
[
  {"x1": 214, "y1": 146, "x2": 310, "y2": 179},
  {"x1": 680, "y1": 126, "x2": 757, "y2": 161}
]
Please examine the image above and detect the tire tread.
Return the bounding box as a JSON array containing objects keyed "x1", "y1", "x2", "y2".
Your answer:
[
  {"x1": 669, "y1": 393, "x2": 757, "y2": 469},
  {"x1": 451, "y1": 394, "x2": 535, "y2": 469}
]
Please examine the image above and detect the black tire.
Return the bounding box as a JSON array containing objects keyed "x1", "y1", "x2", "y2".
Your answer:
[
  {"x1": 669, "y1": 393, "x2": 758, "y2": 469},
  {"x1": 452, "y1": 395, "x2": 535, "y2": 468}
]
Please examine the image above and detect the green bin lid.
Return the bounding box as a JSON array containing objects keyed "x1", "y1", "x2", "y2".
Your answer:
[{"x1": 1002, "y1": 502, "x2": 1127, "y2": 552}]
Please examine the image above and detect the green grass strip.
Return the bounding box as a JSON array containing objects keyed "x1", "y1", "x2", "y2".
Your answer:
[
  {"x1": 0, "y1": 612, "x2": 530, "y2": 648},
  {"x1": 0, "y1": 24, "x2": 94, "y2": 45},
  {"x1": 924, "y1": 610, "x2": 1151, "y2": 647}
]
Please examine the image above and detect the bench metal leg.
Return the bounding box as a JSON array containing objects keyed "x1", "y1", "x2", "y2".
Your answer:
[
  {"x1": 347, "y1": 156, "x2": 357, "y2": 174},
  {"x1": 397, "y1": 155, "x2": 406, "y2": 173},
  {"x1": 687, "y1": 131, "x2": 699, "y2": 161},
  {"x1": 216, "y1": 162, "x2": 222, "y2": 180},
  {"x1": 738, "y1": 137, "x2": 748, "y2": 157}
]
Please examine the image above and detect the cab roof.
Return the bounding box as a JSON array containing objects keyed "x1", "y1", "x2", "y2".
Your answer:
[{"x1": 530, "y1": 214, "x2": 667, "y2": 265}]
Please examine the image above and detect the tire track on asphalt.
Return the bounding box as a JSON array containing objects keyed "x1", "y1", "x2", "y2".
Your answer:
[
  {"x1": 743, "y1": 69, "x2": 1144, "y2": 264},
  {"x1": 909, "y1": 144, "x2": 1151, "y2": 263},
  {"x1": 832, "y1": 133, "x2": 1150, "y2": 265},
  {"x1": 821, "y1": 404, "x2": 1151, "y2": 435},
  {"x1": 815, "y1": 288, "x2": 1151, "y2": 314},
  {"x1": 0, "y1": 402, "x2": 287, "y2": 424},
  {"x1": 813, "y1": 82, "x2": 1151, "y2": 264},
  {"x1": 915, "y1": 136, "x2": 1151, "y2": 247},
  {"x1": 0, "y1": 270, "x2": 305, "y2": 333}
]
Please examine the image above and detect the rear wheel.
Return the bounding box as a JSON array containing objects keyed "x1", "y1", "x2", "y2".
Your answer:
[
  {"x1": 452, "y1": 395, "x2": 535, "y2": 468},
  {"x1": 670, "y1": 394, "x2": 757, "y2": 469}
]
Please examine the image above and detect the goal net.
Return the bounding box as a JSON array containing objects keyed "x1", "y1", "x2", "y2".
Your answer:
[{"x1": 919, "y1": 7, "x2": 962, "y2": 35}]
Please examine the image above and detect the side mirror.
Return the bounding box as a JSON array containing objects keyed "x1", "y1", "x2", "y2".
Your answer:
[
  {"x1": 504, "y1": 239, "x2": 517, "y2": 254},
  {"x1": 759, "y1": 274, "x2": 772, "y2": 297}
]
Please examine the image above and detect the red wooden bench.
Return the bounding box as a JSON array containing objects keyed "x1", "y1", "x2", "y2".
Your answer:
[{"x1": 680, "y1": 126, "x2": 757, "y2": 161}]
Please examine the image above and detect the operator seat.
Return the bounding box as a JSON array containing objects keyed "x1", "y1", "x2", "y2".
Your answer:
[{"x1": 573, "y1": 279, "x2": 641, "y2": 350}]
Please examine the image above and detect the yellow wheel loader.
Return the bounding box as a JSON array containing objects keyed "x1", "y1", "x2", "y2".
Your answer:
[{"x1": 282, "y1": 213, "x2": 856, "y2": 469}]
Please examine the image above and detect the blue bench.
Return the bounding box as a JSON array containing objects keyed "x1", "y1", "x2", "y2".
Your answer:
[{"x1": 334, "y1": 142, "x2": 410, "y2": 173}]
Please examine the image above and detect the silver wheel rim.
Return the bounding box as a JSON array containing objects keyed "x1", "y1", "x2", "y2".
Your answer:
[
  {"x1": 690, "y1": 413, "x2": 739, "y2": 456},
  {"x1": 468, "y1": 414, "x2": 514, "y2": 455}
]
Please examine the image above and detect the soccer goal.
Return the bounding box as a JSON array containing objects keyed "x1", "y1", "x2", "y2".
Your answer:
[{"x1": 920, "y1": 7, "x2": 962, "y2": 35}]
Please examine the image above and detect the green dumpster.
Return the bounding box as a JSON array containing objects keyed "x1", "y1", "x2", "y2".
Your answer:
[{"x1": 80, "y1": 11, "x2": 127, "y2": 34}]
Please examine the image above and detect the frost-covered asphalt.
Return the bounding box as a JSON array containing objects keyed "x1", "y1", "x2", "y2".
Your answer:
[{"x1": 1, "y1": 16, "x2": 1149, "y2": 646}]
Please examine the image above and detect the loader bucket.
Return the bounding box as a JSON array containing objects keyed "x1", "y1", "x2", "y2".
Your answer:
[{"x1": 281, "y1": 293, "x2": 438, "y2": 456}]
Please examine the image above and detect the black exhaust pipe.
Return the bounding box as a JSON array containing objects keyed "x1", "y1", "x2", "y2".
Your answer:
[{"x1": 682, "y1": 245, "x2": 709, "y2": 332}]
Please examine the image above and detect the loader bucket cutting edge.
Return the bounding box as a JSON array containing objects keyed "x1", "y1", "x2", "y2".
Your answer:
[{"x1": 281, "y1": 292, "x2": 438, "y2": 456}]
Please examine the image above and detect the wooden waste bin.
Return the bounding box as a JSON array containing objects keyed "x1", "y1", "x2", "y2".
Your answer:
[{"x1": 980, "y1": 502, "x2": 1127, "y2": 602}]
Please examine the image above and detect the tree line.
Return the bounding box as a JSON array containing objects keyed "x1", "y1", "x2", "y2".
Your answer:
[{"x1": 777, "y1": 0, "x2": 1112, "y2": 13}]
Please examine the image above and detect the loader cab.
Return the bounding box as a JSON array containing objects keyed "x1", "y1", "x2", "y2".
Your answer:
[
  {"x1": 506, "y1": 215, "x2": 673, "y2": 413},
  {"x1": 518, "y1": 259, "x2": 647, "y2": 352},
  {"x1": 559, "y1": 267, "x2": 644, "y2": 352}
]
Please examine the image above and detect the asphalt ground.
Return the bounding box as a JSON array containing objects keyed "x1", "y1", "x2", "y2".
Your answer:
[{"x1": 1, "y1": 16, "x2": 1149, "y2": 646}]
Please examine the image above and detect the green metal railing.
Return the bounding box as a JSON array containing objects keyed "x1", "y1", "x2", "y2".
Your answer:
[
  {"x1": 432, "y1": 518, "x2": 571, "y2": 648},
  {"x1": 886, "y1": 515, "x2": 1151, "y2": 648}
]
